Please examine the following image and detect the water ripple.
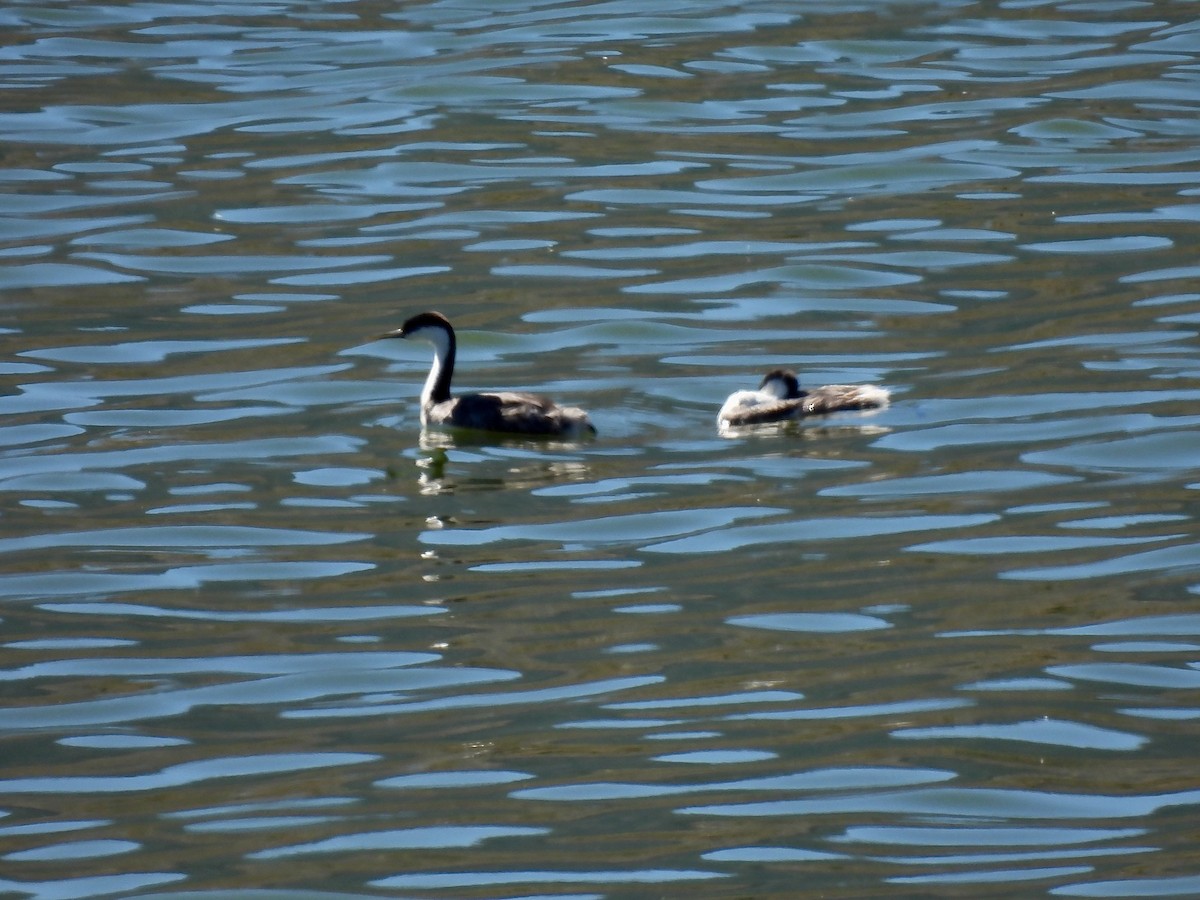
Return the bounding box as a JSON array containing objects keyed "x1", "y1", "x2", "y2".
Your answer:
[
  {"x1": 3, "y1": 2, "x2": 1200, "y2": 896},
  {"x1": 0, "y1": 753, "x2": 376, "y2": 795},
  {"x1": 645, "y1": 513, "x2": 999, "y2": 553},
  {"x1": 680, "y1": 785, "x2": 1200, "y2": 820},
  {"x1": 421, "y1": 506, "x2": 780, "y2": 548}
]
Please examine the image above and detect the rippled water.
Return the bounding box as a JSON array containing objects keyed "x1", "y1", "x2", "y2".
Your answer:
[{"x1": 2, "y1": 1, "x2": 1200, "y2": 897}]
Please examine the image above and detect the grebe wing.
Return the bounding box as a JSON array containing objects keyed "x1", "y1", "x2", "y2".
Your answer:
[
  {"x1": 719, "y1": 397, "x2": 805, "y2": 427},
  {"x1": 801, "y1": 384, "x2": 890, "y2": 415},
  {"x1": 448, "y1": 391, "x2": 592, "y2": 436}
]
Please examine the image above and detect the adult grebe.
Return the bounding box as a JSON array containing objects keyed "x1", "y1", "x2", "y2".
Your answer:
[
  {"x1": 718, "y1": 368, "x2": 889, "y2": 428},
  {"x1": 379, "y1": 311, "x2": 596, "y2": 438}
]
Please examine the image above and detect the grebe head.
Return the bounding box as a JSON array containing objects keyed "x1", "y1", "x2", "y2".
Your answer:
[
  {"x1": 378, "y1": 311, "x2": 456, "y2": 407},
  {"x1": 759, "y1": 368, "x2": 801, "y2": 400},
  {"x1": 378, "y1": 310, "x2": 454, "y2": 343},
  {"x1": 379, "y1": 311, "x2": 456, "y2": 370}
]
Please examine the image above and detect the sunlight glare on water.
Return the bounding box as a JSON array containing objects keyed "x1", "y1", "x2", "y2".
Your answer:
[{"x1": 1, "y1": 1, "x2": 1200, "y2": 898}]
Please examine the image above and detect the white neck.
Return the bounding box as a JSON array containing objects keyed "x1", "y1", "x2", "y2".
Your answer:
[{"x1": 419, "y1": 325, "x2": 453, "y2": 410}]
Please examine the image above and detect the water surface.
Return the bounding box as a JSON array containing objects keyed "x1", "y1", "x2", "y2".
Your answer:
[{"x1": 2, "y1": 1, "x2": 1200, "y2": 898}]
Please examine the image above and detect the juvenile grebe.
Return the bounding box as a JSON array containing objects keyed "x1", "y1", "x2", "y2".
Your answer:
[
  {"x1": 379, "y1": 311, "x2": 596, "y2": 438},
  {"x1": 718, "y1": 368, "x2": 889, "y2": 428}
]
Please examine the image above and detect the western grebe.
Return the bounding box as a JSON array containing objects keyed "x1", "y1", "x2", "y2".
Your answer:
[
  {"x1": 718, "y1": 368, "x2": 889, "y2": 428},
  {"x1": 379, "y1": 311, "x2": 596, "y2": 438}
]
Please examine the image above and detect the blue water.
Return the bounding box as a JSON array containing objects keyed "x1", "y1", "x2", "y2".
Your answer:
[{"x1": 1, "y1": 1, "x2": 1200, "y2": 898}]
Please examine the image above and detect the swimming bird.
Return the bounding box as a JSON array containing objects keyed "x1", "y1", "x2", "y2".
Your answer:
[
  {"x1": 379, "y1": 311, "x2": 596, "y2": 438},
  {"x1": 718, "y1": 368, "x2": 889, "y2": 428}
]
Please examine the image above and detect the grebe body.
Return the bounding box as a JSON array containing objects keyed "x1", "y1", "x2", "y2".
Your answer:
[
  {"x1": 718, "y1": 368, "x2": 889, "y2": 428},
  {"x1": 381, "y1": 311, "x2": 595, "y2": 438}
]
